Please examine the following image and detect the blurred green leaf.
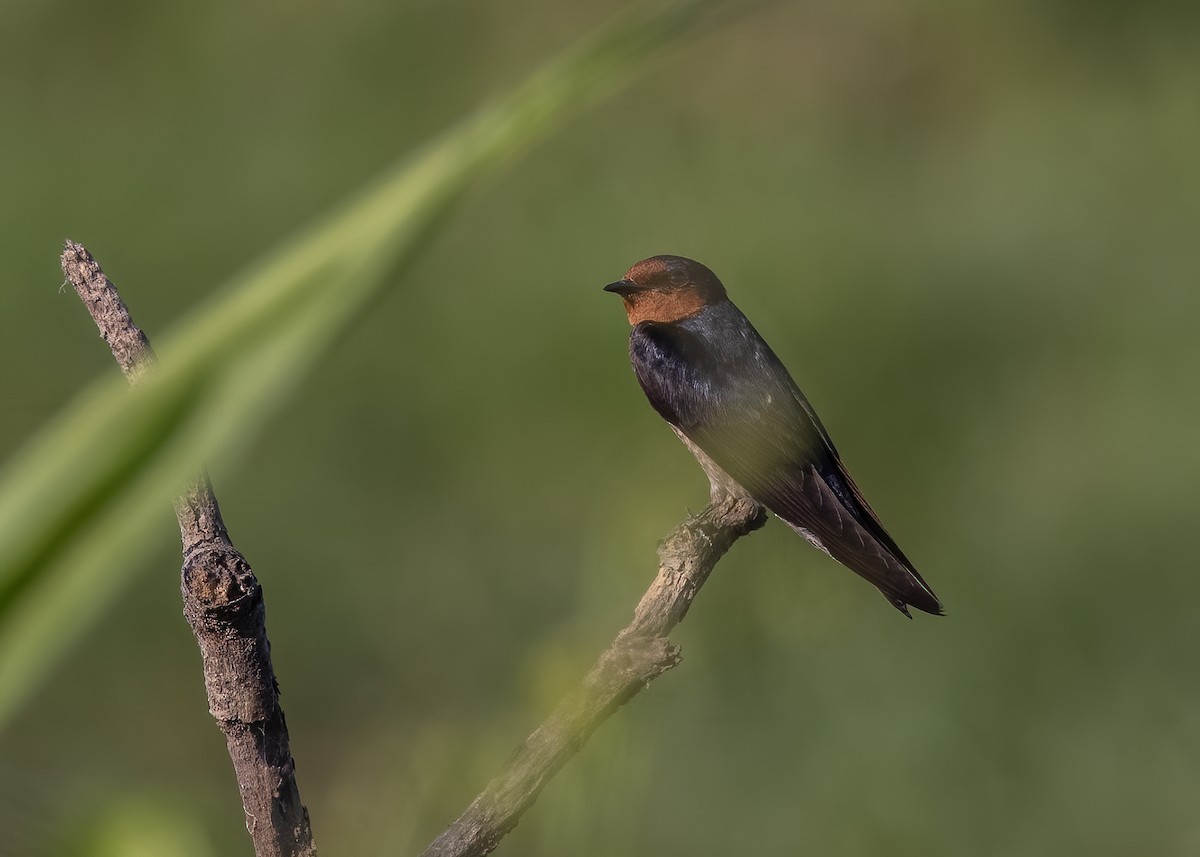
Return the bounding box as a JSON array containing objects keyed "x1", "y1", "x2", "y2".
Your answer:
[
  {"x1": 0, "y1": 0, "x2": 745, "y2": 730},
  {"x1": 63, "y1": 797, "x2": 216, "y2": 857}
]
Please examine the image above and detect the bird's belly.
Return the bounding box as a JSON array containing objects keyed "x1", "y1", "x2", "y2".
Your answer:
[{"x1": 670, "y1": 426, "x2": 755, "y2": 502}]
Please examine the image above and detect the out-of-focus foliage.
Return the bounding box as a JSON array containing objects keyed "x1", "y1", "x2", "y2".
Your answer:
[
  {"x1": 0, "y1": 0, "x2": 729, "y2": 734},
  {"x1": 2, "y1": 1, "x2": 1198, "y2": 855},
  {"x1": 59, "y1": 799, "x2": 216, "y2": 857}
]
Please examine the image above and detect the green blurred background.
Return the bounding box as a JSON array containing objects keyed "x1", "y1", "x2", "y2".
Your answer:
[{"x1": 3, "y1": 0, "x2": 1200, "y2": 854}]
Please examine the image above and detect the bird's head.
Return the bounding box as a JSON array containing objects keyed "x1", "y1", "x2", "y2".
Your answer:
[{"x1": 604, "y1": 255, "x2": 728, "y2": 325}]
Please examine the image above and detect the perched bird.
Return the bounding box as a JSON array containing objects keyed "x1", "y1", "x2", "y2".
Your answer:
[{"x1": 605, "y1": 255, "x2": 942, "y2": 618}]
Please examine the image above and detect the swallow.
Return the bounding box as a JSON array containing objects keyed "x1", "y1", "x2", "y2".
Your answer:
[{"x1": 605, "y1": 255, "x2": 942, "y2": 618}]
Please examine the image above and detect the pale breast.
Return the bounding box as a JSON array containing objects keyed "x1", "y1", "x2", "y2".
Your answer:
[{"x1": 670, "y1": 426, "x2": 755, "y2": 502}]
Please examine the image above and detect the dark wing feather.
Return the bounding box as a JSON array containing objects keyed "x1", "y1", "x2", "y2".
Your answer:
[{"x1": 630, "y1": 314, "x2": 942, "y2": 616}]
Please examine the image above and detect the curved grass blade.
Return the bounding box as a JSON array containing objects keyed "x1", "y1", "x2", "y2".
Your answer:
[{"x1": 0, "y1": 0, "x2": 749, "y2": 729}]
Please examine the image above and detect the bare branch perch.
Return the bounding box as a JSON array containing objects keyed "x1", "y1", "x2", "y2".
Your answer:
[
  {"x1": 422, "y1": 493, "x2": 766, "y2": 857},
  {"x1": 61, "y1": 239, "x2": 763, "y2": 857},
  {"x1": 61, "y1": 240, "x2": 316, "y2": 857}
]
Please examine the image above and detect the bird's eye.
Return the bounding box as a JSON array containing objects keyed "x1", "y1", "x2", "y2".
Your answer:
[{"x1": 668, "y1": 266, "x2": 688, "y2": 286}]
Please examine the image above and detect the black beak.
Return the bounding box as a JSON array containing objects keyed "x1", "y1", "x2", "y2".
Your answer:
[{"x1": 603, "y1": 279, "x2": 640, "y2": 295}]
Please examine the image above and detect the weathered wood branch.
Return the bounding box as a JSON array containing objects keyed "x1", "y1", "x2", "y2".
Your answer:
[
  {"x1": 61, "y1": 240, "x2": 316, "y2": 857},
  {"x1": 421, "y1": 493, "x2": 767, "y2": 857},
  {"x1": 61, "y1": 239, "x2": 765, "y2": 857}
]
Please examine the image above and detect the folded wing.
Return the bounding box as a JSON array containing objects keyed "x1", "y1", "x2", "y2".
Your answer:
[{"x1": 631, "y1": 315, "x2": 942, "y2": 616}]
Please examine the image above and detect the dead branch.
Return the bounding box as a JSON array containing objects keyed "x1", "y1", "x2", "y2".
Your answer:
[
  {"x1": 61, "y1": 240, "x2": 316, "y2": 857},
  {"x1": 61, "y1": 239, "x2": 766, "y2": 857},
  {"x1": 421, "y1": 493, "x2": 766, "y2": 857}
]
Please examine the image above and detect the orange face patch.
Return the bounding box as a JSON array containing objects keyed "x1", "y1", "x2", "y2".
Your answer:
[{"x1": 621, "y1": 288, "x2": 712, "y2": 325}]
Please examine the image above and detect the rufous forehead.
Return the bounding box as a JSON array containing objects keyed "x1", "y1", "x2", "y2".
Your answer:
[{"x1": 625, "y1": 257, "x2": 668, "y2": 283}]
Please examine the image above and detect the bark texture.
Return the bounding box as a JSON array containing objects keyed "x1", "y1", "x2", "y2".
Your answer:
[
  {"x1": 62, "y1": 238, "x2": 766, "y2": 857},
  {"x1": 61, "y1": 240, "x2": 316, "y2": 857}
]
